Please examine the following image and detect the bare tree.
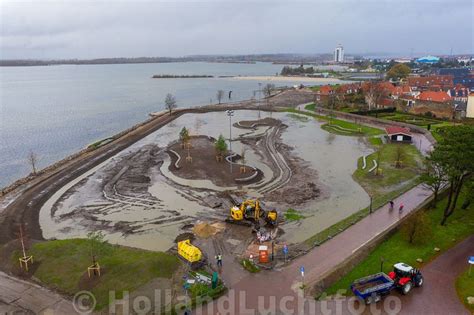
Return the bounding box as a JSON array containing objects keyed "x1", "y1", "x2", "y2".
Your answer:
[
  {"x1": 364, "y1": 81, "x2": 384, "y2": 110},
  {"x1": 420, "y1": 152, "x2": 448, "y2": 208},
  {"x1": 27, "y1": 150, "x2": 38, "y2": 175},
  {"x1": 216, "y1": 90, "x2": 225, "y2": 104},
  {"x1": 262, "y1": 83, "x2": 275, "y2": 99},
  {"x1": 164, "y1": 93, "x2": 177, "y2": 114},
  {"x1": 375, "y1": 149, "x2": 382, "y2": 176},
  {"x1": 395, "y1": 145, "x2": 404, "y2": 168}
]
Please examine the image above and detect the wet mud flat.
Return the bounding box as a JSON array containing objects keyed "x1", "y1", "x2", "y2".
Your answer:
[
  {"x1": 167, "y1": 136, "x2": 262, "y2": 187},
  {"x1": 38, "y1": 110, "x2": 370, "y2": 253}
]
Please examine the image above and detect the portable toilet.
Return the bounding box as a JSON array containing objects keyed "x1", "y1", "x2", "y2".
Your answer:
[
  {"x1": 259, "y1": 245, "x2": 269, "y2": 263},
  {"x1": 178, "y1": 239, "x2": 202, "y2": 263}
]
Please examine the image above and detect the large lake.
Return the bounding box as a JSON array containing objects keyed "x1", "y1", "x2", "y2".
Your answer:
[{"x1": 0, "y1": 62, "x2": 343, "y2": 188}]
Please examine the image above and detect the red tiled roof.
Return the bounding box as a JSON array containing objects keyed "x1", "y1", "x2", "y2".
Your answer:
[
  {"x1": 318, "y1": 85, "x2": 334, "y2": 95},
  {"x1": 378, "y1": 82, "x2": 397, "y2": 94},
  {"x1": 379, "y1": 98, "x2": 394, "y2": 107},
  {"x1": 336, "y1": 83, "x2": 360, "y2": 94},
  {"x1": 407, "y1": 75, "x2": 454, "y2": 88},
  {"x1": 385, "y1": 126, "x2": 412, "y2": 136},
  {"x1": 417, "y1": 91, "x2": 452, "y2": 103}
]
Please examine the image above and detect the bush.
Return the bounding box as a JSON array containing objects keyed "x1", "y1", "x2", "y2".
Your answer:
[
  {"x1": 241, "y1": 259, "x2": 260, "y2": 273},
  {"x1": 351, "y1": 107, "x2": 396, "y2": 116},
  {"x1": 400, "y1": 211, "x2": 432, "y2": 245}
]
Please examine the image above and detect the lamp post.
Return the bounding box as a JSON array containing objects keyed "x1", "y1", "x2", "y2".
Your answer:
[
  {"x1": 227, "y1": 110, "x2": 234, "y2": 174},
  {"x1": 369, "y1": 195, "x2": 373, "y2": 214},
  {"x1": 258, "y1": 83, "x2": 262, "y2": 119}
]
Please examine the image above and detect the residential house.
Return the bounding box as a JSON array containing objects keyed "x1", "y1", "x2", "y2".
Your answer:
[
  {"x1": 467, "y1": 93, "x2": 474, "y2": 118},
  {"x1": 407, "y1": 75, "x2": 454, "y2": 91},
  {"x1": 438, "y1": 68, "x2": 474, "y2": 91},
  {"x1": 314, "y1": 85, "x2": 335, "y2": 102},
  {"x1": 417, "y1": 91, "x2": 452, "y2": 103},
  {"x1": 447, "y1": 84, "x2": 469, "y2": 102}
]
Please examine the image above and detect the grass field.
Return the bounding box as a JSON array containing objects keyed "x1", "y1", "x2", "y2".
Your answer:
[
  {"x1": 353, "y1": 143, "x2": 423, "y2": 197},
  {"x1": 456, "y1": 267, "x2": 474, "y2": 312},
  {"x1": 12, "y1": 239, "x2": 180, "y2": 310},
  {"x1": 322, "y1": 189, "x2": 474, "y2": 297},
  {"x1": 285, "y1": 108, "x2": 384, "y2": 137}
]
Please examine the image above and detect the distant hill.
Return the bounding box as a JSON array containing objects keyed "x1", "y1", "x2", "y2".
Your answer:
[{"x1": 0, "y1": 53, "x2": 337, "y2": 67}]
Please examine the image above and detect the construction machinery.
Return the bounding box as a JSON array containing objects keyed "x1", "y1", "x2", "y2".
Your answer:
[
  {"x1": 227, "y1": 199, "x2": 278, "y2": 227},
  {"x1": 177, "y1": 239, "x2": 205, "y2": 269},
  {"x1": 351, "y1": 262, "x2": 423, "y2": 304}
]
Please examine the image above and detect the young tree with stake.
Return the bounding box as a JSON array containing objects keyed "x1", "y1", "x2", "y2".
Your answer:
[
  {"x1": 214, "y1": 134, "x2": 228, "y2": 161},
  {"x1": 27, "y1": 150, "x2": 38, "y2": 175}
]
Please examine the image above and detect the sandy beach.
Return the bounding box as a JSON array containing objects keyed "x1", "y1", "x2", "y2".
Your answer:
[{"x1": 231, "y1": 75, "x2": 344, "y2": 83}]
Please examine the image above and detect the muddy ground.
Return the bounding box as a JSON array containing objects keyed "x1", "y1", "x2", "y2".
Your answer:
[
  {"x1": 46, "y1": 116, "x2": 322, "y2": 239},
  {"x1": 0, "y1": 89, "x2": 316, "y2": 245},
  {"x1": 168, "y1": 136, "x2": 262, "y2": 187}
]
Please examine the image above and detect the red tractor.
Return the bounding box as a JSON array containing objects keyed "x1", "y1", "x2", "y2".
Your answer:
[{"x1": 388, "y1": 262, "x2": 424, "y2": 295}]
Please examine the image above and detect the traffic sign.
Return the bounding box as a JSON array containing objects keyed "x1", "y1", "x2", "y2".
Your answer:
[
  {"x1": 469, "y1": 256, "x2": 474, "y2": 264},
  {"x1": 300, "y1": 266, "x2": 305, "y2": 277}
]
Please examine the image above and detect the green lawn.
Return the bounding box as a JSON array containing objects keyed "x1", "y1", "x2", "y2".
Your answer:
[
  {"x1": 456, "y1": 267, "x2": 474, "y2": 312},
  {"x1": 322, "y1": 189, "x2": 474, "y2": 297},
  {"x1": 12, "y1": 239, "x2": 180, "y2": 310},
  {"x1": 377, "y1": 112, "x2": 443, "y2": 127},
  {"x1": 368, "y1": 137, "x2": 383, "y2": 146},
  {"x1": 284, "y1": 208, "x2": 305, "y2": 221},
  {"x1": 284, "y1": 108, "x2": 384, "y2": 137},
  {"x1": 305, "y1": 103, "x2": 317, "y2": 111},
  {"x1": 353, "y1": 143, "x2": 423, "y2": 197}
]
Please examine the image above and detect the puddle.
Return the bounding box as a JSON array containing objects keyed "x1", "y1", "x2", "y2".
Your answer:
[{"x1": 39, "y1": 110, "x2": 372, "y2": 251}]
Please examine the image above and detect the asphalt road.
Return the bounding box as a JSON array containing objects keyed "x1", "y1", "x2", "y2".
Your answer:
[{"x1": 398, "y1": 235, "x2": 473, "y2": 315}]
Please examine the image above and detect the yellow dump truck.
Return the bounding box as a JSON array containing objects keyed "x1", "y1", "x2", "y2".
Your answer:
[{"x1": 177, "y1": 239, "x2": 203, "y2": 264}]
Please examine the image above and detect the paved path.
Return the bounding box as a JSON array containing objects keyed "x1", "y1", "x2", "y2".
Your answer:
[
  {"x1": 399, "y1": 235, "x2": 474, "y2": 315},
  {"x1": 200, "y1": 184, "x2": 433, "y2": 314},
  {"x1": 0, "y1": 272, "x2": 78, "y2": 315}
]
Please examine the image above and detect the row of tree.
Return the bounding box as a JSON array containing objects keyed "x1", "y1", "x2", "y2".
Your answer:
[
  {"x1": 421, "y1": 125, "x2": 474, "y2": 225},
  {"x1": 280, "y1": 65, "x2": 315, "y2": 76}
]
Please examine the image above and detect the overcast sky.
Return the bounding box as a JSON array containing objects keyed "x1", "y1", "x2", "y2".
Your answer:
[{"x1": 0, "y1": 0, "x2": 472, "y2": 59}]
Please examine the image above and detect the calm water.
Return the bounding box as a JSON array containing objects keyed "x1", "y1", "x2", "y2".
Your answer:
[{"x1": 0, "y1": 62, "x2": 340, "y2": 188}]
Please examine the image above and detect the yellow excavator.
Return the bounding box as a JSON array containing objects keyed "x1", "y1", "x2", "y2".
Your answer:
[{"x1": 227, "y1": 199, "x2": 278, "y2": 227}]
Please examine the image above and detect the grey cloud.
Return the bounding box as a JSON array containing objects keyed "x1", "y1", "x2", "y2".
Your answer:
[{"x1": 0, "y1": 0, "x2": 472, "y2": 59}]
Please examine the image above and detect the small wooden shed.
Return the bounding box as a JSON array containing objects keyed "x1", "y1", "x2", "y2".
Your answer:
[{"x1": 385, "y1": 126, "x2": 412, "y2": 143}]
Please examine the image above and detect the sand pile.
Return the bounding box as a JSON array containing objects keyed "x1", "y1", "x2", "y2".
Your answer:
[{"x1": 193, "y1": 221, "x2": 225, "y2": 238}]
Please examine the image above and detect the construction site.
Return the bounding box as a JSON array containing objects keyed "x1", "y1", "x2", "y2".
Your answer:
[
  {"x1": 35, "y1": 106, "x2": 372, "y2": 275},
  {"x1": 0, "y1": 89, "x2": 443, "y2": 313}
]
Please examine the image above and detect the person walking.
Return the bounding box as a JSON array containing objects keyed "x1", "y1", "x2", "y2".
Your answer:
[
  {"x1": 389, "y1": 200, "x2": 394, "y2": 210},
  {"x1": 399, "y1": 203, "x2": 404, "y2": 213},
  {"x1": 215, "y1": 254, "x2": 223, "y2": 268}
]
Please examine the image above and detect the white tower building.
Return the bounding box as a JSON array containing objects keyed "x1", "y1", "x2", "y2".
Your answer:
[{"x1": 334, "y1": 44, "x2": 344, "y2": 63}]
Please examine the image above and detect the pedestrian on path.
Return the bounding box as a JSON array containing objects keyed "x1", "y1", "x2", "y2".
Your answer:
[
  {"x1": 399, "y1": 203, "x2": 404, "y2": 213},
  {"x1": 215, "y1": 254, "x2": 223, "y2": 267},
  {"x1": 389, "y1": 200, "x2": 394, "y2": 210}
]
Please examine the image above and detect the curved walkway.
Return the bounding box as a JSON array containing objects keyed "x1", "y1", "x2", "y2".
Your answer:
[{"x1": 399, "y1": 234, "x2": 473, "y2": 315}]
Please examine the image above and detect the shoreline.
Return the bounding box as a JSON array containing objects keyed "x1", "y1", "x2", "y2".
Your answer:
[{"x1": 231, "y1": 75, "x2": 344, "y2": 83}]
